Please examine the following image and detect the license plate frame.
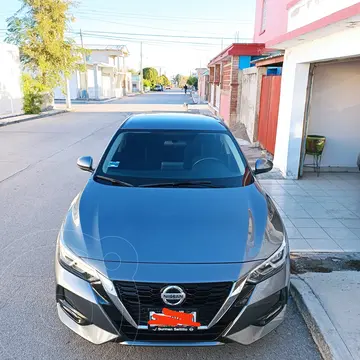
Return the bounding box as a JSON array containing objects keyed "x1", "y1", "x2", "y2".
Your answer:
[{"x1": 148, "y1": 309, "x2": 197, "y2": 330}]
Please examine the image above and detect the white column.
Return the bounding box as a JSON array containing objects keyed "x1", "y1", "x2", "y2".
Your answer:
[
  {"x1": 76, "y1": 70, "x2": 81, "y2": 99},
  {"x1": 65, "y1": 78, "x2": 71, "y2": 109},
  {"x1": 110, "y1": 68, "x2": 114, "y2": 98},
  {"x1": 273, "y1": 58, "x2": 310, "y2": 179},
  {"x1": 93, "y1": 64, "x2": 99, "y2": 100},
  {"x1": 124, "y1": 73, "x2": 128, "y2": 96}
]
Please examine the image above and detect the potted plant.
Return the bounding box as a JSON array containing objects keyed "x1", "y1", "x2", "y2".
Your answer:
[{"x1": 306, "y1": 135, "x2": 326, "y2": 155}]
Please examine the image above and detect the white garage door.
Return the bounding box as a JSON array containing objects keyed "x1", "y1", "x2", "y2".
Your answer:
[{"x1": 307, "y1": 60, "x2": 360, "y2": 168}]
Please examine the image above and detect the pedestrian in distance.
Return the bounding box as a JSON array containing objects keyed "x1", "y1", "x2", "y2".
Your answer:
[{"x1": 184, "y1": 84, "x2": 188, "y2": 94}]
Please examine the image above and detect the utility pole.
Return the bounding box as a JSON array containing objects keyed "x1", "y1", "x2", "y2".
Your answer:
[
  {"x1": 140, "y1": 41, "x2": 144, "y2": 93},
  {"x1": 80, "y1": 29, "x2": 88, "y2": 99}
]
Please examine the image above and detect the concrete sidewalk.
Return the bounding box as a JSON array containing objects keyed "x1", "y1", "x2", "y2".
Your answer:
[
  {"x1": 0, "y1": 109, "x2": 68, "y2": 127},
  {"x1": 291, "y1": 271, "x2": 360, "y2": 360},
  {"x1": 260, "y1": 173, "x2": 360, "y2": 252}
]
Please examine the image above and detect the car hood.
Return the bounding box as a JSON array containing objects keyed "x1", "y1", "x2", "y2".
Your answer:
[{"x1": 61, "y1": 179, "x2": 283, "y2": 265}]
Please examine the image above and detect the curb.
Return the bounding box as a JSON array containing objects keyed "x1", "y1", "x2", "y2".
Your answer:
[
  {"x1": 0, "y1": 110, "x2": 68, "y2": 128},
  {"x1": 290, "y1": 275, "x2": 354, "y2": 360}
]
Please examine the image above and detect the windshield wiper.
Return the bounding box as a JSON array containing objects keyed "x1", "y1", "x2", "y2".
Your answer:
[
  {"x1": 94, "y1": 175, "x2": 134, "y2": 187},
  {"x1": 140, "y1": 181, "x2": 222, "y2": 188}
]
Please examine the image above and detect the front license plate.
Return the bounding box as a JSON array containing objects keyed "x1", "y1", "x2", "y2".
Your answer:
[{"x1": 149, "y1": 310, "x2": 198, "y2": 331}]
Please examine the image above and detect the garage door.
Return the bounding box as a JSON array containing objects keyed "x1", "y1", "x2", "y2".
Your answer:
[{"x1": 307, "y1": 61, "x2": 360, "y2": 168}]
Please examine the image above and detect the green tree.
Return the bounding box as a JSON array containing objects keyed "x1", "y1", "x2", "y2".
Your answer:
[
  {"x1": 187, "y1": 76, "x2": 198, "y2": 89},
  {"x1": 157, "y1": 74, "x2": 171, "y2": 86},
  {"x1": 143, "y1": 79, "x2": 151, "y2": 89},
  {"x1": 174, "y1": 74, "x2": 182, "y2": 86},
  {"x1": 174, "y1": 74, "x2": 188, "y2": 88},
  {"x1": 143, "y1": 67, "x2": 158, "y2": 87},
  {"x1": 6, "y1": 0, "x2": 85, "y2": 113}
]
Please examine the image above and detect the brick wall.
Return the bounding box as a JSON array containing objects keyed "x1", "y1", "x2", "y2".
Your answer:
[
  {"x1": 222, "y1": 62, "x2": 231, "y2": 91},
  {"x1": 230, "y1": 56, "x2": 240, "y2": 84},
  {"x1": 229, "y1": 56, "x2": 240, "y2": 128},
  {"x1": 215, "y1": 64, "x2": 221, "y2": 83},
  {"x1": 209, "y1": 67, "x2": 215, "y2": 83}
]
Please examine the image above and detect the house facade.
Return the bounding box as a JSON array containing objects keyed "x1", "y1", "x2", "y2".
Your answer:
[
  {"x1": 195, "y1": 68, "x2": 209, "y2": 102},
  {"x1": 0, "y1": 43, "x2": 23, "y2": 117},
  {"x1": 254, "y1": 0, "x2": 360, "y2": 178},
  {"x1": 54, "y1": 45, "x2": 131, "y2": 101},
  {"x1": 131, "y1": 74, "x2": 141, "y2": 93},
  {"x1": 207, "y1": 43, "x2": 265, "y2": 129}
]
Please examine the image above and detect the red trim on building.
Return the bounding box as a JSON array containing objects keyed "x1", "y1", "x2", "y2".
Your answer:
[
  {"x1": 267, "y1": 3, "x2": 360, "y2": 47},
  {"x1": 208, "y1": 43, "x2": 266, "y2": 66},
  {"x1": 286, "y1": 0, "x2": 302, "y2": 11}
]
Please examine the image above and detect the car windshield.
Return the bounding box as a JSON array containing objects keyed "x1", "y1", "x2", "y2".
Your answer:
[{"x1": 95, "y1": 130, "x2": 253, "y2": 187}]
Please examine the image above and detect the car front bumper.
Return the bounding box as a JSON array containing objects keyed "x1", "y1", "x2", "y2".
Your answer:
[{"x1": 55, "y1": 258, "x2": 290, "y2": 346}]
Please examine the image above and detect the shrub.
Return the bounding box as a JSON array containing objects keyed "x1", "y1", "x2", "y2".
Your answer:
[
  {"x1": 143, "y1": 79, "x2": 152, "y2": 89},
  {"x1": 22, "y1": 74, "x2": 44, "y2": 114}
]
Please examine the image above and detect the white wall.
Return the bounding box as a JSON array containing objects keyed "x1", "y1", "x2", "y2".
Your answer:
[
  {"x1": 54, "y1": 72, "x2": 79, "y2": 100},
  {"x1": 287, "y1": 0, "x2": 359, "y2": 31},
  {"x1": 109, "y1": 56, "x2": 115, "y2": 66},
  {"x1": 274, "y1": 25, "x2": 360, "y2": 178},
  {"x1": 87, "y1": 68, "x2": 96, "y2": 99},
  {"x1": 0, "y1": 43, "x2": 23, "y2": 116},
  {"x1": 215, "y1": 85, "x2": 221, "y2": 109},
  {"x1": 89, "y1": 51, "x2": 109, "y2": 64},
  {"x1": 101, "y1": 74, "x2": 111, "y2": 98},
  {"x1": 307, "y1": 61, "x2": 360, "y2": 168},
  {"x1": 239, "y1": 67, "x2": 266, "y2": 142},
  {"x1": 210, "y1": 84, "x2": 215, "y2": 107}
]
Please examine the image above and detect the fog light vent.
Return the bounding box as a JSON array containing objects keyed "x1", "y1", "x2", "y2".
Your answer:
[{"x1": 59, "y1": 299, "x2": 90, "y2": 325}]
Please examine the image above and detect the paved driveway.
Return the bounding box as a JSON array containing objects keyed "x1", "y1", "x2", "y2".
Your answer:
[
  {"x1": 260, "y1": 172, "x2": 360, "y2": 252},
  {"x1": 0, "y1": 93, "x2": 320, "y2": 359}
]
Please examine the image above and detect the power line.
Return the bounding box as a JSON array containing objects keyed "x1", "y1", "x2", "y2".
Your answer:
[
  {"x1": 71, "y1": 29, "x2": 243, "y2": 41},
  {"x1": 74, "y1": 14, "x2": 252, "y2": 38},
  {"x1": 74, "y1": 32, "x2": 223, "y2": 47},
  {"x1": 76, "y1": 7, "x2": 251, "y2": 24}
]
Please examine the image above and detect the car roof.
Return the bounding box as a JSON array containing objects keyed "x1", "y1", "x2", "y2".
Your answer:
[{"x1": 121, "y1": 113, "x2": 227, "y2": 131}]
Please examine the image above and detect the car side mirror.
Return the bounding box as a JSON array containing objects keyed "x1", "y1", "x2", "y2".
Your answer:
[
  {"x1": 77, "y1": 156, "x2": 94, "y2": 173},
  {"x1": 254, "y1": 158, "x2": 273, "y2": 175}
]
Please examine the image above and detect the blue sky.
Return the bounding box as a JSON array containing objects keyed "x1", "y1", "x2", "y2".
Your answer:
[{"x1": 0, "y1": 0, "x2": 256, "y2": 77}]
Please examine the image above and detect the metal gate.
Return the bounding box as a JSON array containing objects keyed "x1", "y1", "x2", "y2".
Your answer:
[{"x1": 258, "y1": 75, "x2": 282, "y2": 155}]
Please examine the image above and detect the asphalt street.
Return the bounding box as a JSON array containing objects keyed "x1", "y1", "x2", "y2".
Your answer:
[{"x1": 0, "y1": 90, "x2": 321, "y2": 359}]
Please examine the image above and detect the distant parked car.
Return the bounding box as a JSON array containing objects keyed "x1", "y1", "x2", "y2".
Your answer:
[
  {"x1": 153, "y1": 85, "x2": 163, "y2": 91},
  {"x1": 165, "y1": 85, "x2": 171, "y2": 90}
]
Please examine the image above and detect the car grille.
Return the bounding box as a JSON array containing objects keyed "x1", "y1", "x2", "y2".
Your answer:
[
  {"x1": 110, "y1": 282, "x2": 255, "y2": 342},
  {"x1": 113, "y1": 281, "x2": 233, "y2": 326}
]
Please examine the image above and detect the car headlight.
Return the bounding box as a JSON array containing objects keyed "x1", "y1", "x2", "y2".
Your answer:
[
  {"x1": 57, "y1": 236, "x2": 99, "y2": 283},
  {"x1": 247, "y1": 237, "x2": 288, "y2": 284}
]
